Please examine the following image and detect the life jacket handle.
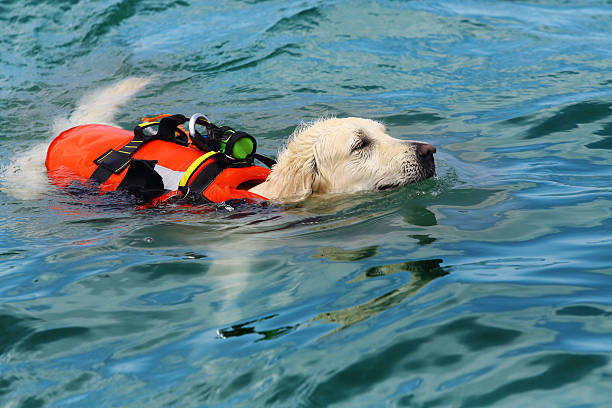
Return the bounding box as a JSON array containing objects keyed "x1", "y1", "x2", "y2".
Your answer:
[{"x1": 134, "y1": 114, "x2": 190, "y2": 146}]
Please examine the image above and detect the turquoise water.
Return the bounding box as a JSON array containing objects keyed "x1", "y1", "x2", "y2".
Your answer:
[{"x1": 2, "y1": 0, "x2": 612, "y2": 406}]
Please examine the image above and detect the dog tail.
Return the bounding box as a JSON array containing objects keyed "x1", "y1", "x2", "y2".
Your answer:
[
  {"x1": 1, "y1": 77, "x2": 151, "y2": 200},
  {"x1": 52, "y1": 76, "x2": 152, "y2": 135}
]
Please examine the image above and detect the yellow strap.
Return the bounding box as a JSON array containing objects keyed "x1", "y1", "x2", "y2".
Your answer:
[
  {"x1": 138, "y1": 121, "x2": 160, "y2": 128},
  {"x1": 179, "y1": 151, "x2": 217, "y2": 188}
]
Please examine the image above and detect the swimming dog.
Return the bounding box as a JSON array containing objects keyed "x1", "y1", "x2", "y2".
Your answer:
[{"x1": 45, "y1": 78, "x2": 436, "y2": 204}]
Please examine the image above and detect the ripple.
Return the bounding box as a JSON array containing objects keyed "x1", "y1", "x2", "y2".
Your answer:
[
  {"x1": 462, "y1": 353, "x2": 608, "y2": 407},
  {"x1": 556, "y1": 305, "x2": 611, "y2": 317},
  {"x1": 0, "y1": 310, "x2": 39, "y2": 356},
  {"x1": 586, "y1": 121, "x2": 612, "y2": 150},
  {"x1": 265, "y1": 6, "x2": 324, "y2": 33},
  {"x1": 18, "y1": 326, "x2": 91, "y2": 353},
  {"x1": 308, "y1": 335, "x2": 429, "y2": 406},
  {"x1": 81, "y1": 0, "x2": 143, "y2": 46},
  {"x1": 523, "y1": 101, "x2": 612, "y2": 139}
]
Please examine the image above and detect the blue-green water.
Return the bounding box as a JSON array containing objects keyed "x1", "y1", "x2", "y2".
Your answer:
[{"x1": 2, "y1": 0, "x2": 612, "y2": 406}]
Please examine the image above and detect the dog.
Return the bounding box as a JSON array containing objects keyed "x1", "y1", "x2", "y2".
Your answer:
[{"x1": 43, "y1": 78, "x2": 436, "y2": 204}]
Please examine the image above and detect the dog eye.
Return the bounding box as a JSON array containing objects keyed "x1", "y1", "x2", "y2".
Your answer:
[{"x1": 351, "y1": 132, "x2": 371, "y2": 153}]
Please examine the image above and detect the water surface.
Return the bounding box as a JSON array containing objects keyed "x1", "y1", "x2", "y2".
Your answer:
[{"x1": 1, "y1": 0, "x2": 612, "y2": 406}]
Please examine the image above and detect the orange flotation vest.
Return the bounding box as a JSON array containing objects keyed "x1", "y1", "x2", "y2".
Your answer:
[{"x1": 46, "y1": 115, "x2": 272, "y2": 205}]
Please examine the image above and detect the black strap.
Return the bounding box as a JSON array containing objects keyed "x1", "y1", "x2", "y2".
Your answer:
[
  {"x1": 91, "y1": 114, "x2": 189, "y2": 184},
  {"x1": 151, "y1": 114, "x2": 189, "y2": 144},
  {"x1": 253, "y1": 153, "x2": 276, "y2": 168},
  {"x1": 90, "y1": 163, "x2": 114, "y2": 184},
  {"x1": 116, "y1": 160, "x2": 165, "y2": 204}
]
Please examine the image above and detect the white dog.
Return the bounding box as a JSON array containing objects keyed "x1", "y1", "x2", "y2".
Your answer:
[
  {"x1": 1, "y1": 78, "x2": 435, "y2": 203},
  {"x1": 249, "y1": 117, "x2": 436, "y2": 201}
]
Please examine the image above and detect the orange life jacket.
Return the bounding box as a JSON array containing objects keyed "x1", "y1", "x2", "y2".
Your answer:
[{"x1": 46, "y1": 123, "x2": 271, "y2": 204}]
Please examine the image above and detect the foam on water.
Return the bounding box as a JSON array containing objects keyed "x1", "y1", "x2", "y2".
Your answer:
[{"x1": 0, "y1": 77, "x2": 151, "y2": 199}]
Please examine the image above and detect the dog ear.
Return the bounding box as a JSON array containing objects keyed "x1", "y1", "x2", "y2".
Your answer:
[
  {"x1": 259, "y1": 154, "x2": 316, "y2": 201},
  {"x1": 252, "y1": 129, "x2": 321, "y2": 201}
]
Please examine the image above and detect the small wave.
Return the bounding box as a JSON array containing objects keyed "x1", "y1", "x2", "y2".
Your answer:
[
  {"x1": 586, "y1": 122, "x2": 612, "y2": 150},
  {"x1": 517, "y1": 101, "x2": 612, "y2": 140},
  {"x1": 81, "y1": 0, "x2": 142, "y2": 45},
  {"x1": 265, "y1": 7, "x2": 324, "y2": 34},
  {"x1": 379, "y1": 112, "x2": 446, "y2": 126},
  {"x1": 201, "y1": 44, "x2": 302, "y2": 74},
  {"x1": 340, "y1": 84, "x2": 385, "y2": 92},
  {"x1": 81, "y1": 0, "x2": 189, "y2": 46}
]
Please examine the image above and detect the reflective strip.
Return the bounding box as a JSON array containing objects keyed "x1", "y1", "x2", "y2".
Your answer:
[
  {"x1": 97, "y1": 150, "x2": 113, "y2": 161},
  {"x1": 138, "y1": 121, "x2": 160, "y2": 127},
  {"x1": 179, "y1": 151, "x2": 217, "y2": 188},
  {"x1": 154, "y1": 164, "x2": 185, "y2": 191}
]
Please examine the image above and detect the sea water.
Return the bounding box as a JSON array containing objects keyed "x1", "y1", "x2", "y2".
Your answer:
[{"x1": 1, "y1": 0, "x2": 612, "y2": 406}]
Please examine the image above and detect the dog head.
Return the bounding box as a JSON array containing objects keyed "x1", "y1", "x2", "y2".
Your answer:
[{"x1": 255, "y1": 117, "x2": 436, "y2": 201}]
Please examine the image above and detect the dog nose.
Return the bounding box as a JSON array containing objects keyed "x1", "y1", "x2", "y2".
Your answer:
[{"x1": 416, "y1": 143, "x2": 436, "y2": 158}]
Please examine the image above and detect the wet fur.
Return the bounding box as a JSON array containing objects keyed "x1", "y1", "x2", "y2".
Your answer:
[{"x1": 249, "y1": 117, "x2": 435, "y2": 201}]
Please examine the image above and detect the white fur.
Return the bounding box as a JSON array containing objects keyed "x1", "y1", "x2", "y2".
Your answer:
[
  {"x1": 58, "y1": 77, "x2": 152, "y2": 131},
  {"x1": 249, "y1": 117, "x2": 435, "y2": 201}
]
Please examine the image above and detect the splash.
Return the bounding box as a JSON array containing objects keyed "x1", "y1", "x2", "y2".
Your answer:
[{"x1": 0, "y1": 77, "x2": 151, "y2": 200}]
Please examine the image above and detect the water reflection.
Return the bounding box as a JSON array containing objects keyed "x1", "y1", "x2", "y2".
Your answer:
[
  {"x1": 315, "y1": 259, "x2": 448, "y2": 333},
  {"x1": 402, "y1": 204, "x2": 437, "y2": 227},
  {"x1": 214, "y1": 259, "x2": 448, "y2": 342},
  {"x1": 312, "y1": 245, "x2": 379, "y2": 262},
  {"x1": 216, "y1": 314, "x2": 294, "y2": 342}
]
